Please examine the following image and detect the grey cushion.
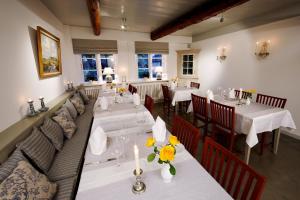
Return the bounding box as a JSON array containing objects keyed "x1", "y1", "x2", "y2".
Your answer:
[
  {"x1": 0, "y1": 148, "x2": 27, "y2": 183},
  {"x1": 53, "y1": 107, "x2": 77, "y2": 139},
  {"x1": 19, "y1": 127, "x2": 56, "y2": 173},
  {"x1": 47, "y1": 100, "x2": 95, "y2": 181},
  {"x1": 63, "y1": 99, "x2": 78, "y2": 119},
  {"x1": 78, "y1": 89, "x2": 89, "y2": 104},
  {"x1": 40, "y1": 117, "x2": 64, "y2": 151},
  {"x1": 70, "y1": 93, "x2": 85, "y2": 115},
  {"x1": 54, "y1": 176, "x2": 77, "y2": 200}
]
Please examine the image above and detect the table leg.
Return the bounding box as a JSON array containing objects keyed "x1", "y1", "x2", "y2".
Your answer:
[
  {"x1": 273, "y1": 128, "x2": 281, "y2": 154},
  {"x1": 244, "y1": 144, "x2": 251, "y2": 165}
]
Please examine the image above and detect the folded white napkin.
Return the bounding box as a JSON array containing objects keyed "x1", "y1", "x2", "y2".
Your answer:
[
  {"x1": 152, "y1": 116, "x2": 166, "y2": 142},
  {"x1": 229, "y1": 88, "x2": 235, "y2": 99},
  {"x1": 170, "y1": 82, "x2": 176, "y2": 90},
  {"x1": 89, "y1": 126, "x2": 107, "y2": 155},
  {"x1": 133, "y1": 93, "x2": 140, "y2": 106},
  {"x1": 206, "y1": 90, "x2": 214, "y2": 103},
  {"x1": 100, "y1": 97, "x2": 108, "y2": 110}
]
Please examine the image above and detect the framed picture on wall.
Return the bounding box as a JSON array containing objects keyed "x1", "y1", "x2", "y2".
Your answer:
[{"x1": 37, "y1": 26, "x2": 62, "y2": 78}]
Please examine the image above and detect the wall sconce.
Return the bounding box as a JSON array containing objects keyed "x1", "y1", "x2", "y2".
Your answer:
[
  {"x1": 255, "y1": 40, "x2": 270, "y2": 58},
  {"x1": 217, "y1": 46, "x2": 227, "y2": 61}
]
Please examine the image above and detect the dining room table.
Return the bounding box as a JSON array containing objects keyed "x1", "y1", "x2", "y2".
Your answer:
[
  {"x1": 187, "y1": 91, "x2": 297, "y2": 164},
  {"x1": 76, "y1": 127, "x2": 233, "y2": 200},
  {"x1": 170, "y1": 86, "x2": 199, "y2": 106}
]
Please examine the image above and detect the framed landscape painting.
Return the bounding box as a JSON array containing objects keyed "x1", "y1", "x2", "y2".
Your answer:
[{"x1": 37, "y1": 26, "x2": 62, "y2": 78}]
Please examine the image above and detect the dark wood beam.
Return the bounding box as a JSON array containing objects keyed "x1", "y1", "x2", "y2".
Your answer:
[
  {"x1": 151, "y1": 0, "x2": 250, "y2": 40},
  {"x1": 86, "y1": 0, "x2": 101, "y2": 35}
]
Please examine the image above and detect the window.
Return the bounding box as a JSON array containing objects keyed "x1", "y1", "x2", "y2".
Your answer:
[
  {"x1": 100, "y1": 54, "x2": 115, "y2": 80},
  {"x1": 182, "y1": 55, "x2": 193, "y2": 75},
  {"x1": 81, "y1": 54, "x2": 98, "y2": 82},
  {"x1": 137, "y1": 53, "x2": 163, "y2": 79},
  {"x1": 81, "y1": 54, "x2": 116, "y2": 82}
]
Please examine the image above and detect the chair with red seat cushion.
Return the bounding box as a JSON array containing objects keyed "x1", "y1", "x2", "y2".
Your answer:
[
  {"x1": 144, "y1": 95, "x2": 154, "y2": 114},
  {"x1": 210, "y1": 100, "x2": 236, "y2": 151},
  {"x1": 190, "y1": 82, "x2": 200, "y2": 89},
  {"x1": 172, "y1": 115, "x2": 201, "y2": 158},
  {"x1": 201, "y1": 137, "x2": 266, "y2": 200},
  {"x1": 256, "y1": 93, "x2": 287, "y2": 155},
  {"x1": 191, "y1": 94, "x2": 210, "y2": 138}
]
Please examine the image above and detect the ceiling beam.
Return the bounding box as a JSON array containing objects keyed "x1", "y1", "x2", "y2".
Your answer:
[
  {"x1": 86, "y1": 0, "x2": 101, "y2": 36},
  {"x1": 150, "y1": 0, "x2": 250, "y2": 40}
]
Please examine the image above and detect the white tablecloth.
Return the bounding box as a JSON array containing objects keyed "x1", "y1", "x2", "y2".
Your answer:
[
  {"x1": 77, "y1": 130, "x2": 232, "y2": 200},
  {"x1": 171, "y1": 87, "x2": 199, "y2": 106},
  {"x1": 187, "y1": 95, "x2": 296, "y2": 148}
]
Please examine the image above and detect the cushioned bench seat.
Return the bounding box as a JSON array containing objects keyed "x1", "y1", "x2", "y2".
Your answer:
[
  {"x1": 54, "y1": 176, "x2": 77, "y2": 200},
  {"x1": 48, "y1": 100, "x2": 95, "y2": 182}
]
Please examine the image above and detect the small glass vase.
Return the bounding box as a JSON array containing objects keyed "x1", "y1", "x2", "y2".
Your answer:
[{"x1": 161, "y1": 163, "x2": 173, "y2": 183}]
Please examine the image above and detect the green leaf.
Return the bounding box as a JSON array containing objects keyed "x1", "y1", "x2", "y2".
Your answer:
[
  {"x1": 147, "y1": 153, "x2": 156, "y2": 162},
  {"x1": 158, "y1": 159, "x2": 163, "y2": 164},
  {"x1": 169, "y1": 164, "x2": 176, "y2": 175},
  {"x1": 154, "y1": 146, "x2": 159, "y2": 153}
]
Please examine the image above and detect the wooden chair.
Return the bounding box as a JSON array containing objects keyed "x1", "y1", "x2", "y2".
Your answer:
[
  {"x1": 161, "y1": 84, "x2": 174, "y2": 115},
  {"x1": 191, "y1": 94, "x2": 210, "y2": 138},
  {"x1": 131, "y1": 86, "x2": 137, "y2": 94},
  {"x1": 144, "y1": 94, "x2": 154, "y2": 114},
  {"x1": 256, "y1": 93, "x2": 287, "y2": 155},
  {"x1": 190, "y1": 82, "x2": 200, "y2": 89},
  {"x1": 210, "y1": 100, "x2": 236, "y2": 151},
  {"x1": 201, "y1": 137, "x2": 266, "y2": 200},
  {"x1": 235, "y1": 90, "x2": 252, "y2": 99},
  {"x1": 128, "y1": 84, "x2": 133, "y2": 93},
  {"x1": 172, "y1": 115, "x2": 201, "y2": 158}
]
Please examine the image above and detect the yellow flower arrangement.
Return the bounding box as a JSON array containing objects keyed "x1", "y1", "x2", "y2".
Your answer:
[
  {"x1": 117, "y1": 87, "x2": 127, "y2": 94},
  {"x1": 146, "y1": 135, "x2": 180, "y2": 175},
  {"x1": 244, "y1": 89, "x2": 257, "y2": 94}
]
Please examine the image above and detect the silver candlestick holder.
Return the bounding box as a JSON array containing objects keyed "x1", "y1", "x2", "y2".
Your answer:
[
  {"x1": 132, "y1": 169, "x2": 146, "y2": 194},
  {"x1": 39, "y1": 97, "x2": 49, "y2": 112},
  {"x1": 27, "y1": 100, "x2": 39, "y2": 117}
]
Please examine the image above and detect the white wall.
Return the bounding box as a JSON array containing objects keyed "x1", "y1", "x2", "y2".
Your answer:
[
  {"x1": 0, "y1": 0, "x2": 68, "y2": 132},
  {"x1": 192, "y1": 17, "x2": 300, "y2": 136},
  {"x1": 62, "y1": 26, "x2": 192, "y2": 84}
]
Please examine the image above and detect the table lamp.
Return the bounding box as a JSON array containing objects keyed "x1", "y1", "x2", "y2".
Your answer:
[
  {"x1": 155, "y1": 67, "x2": 163, "y2": 80},
  {"x1": 103, "y1": 67, "x2": 114, "y2": 83}
]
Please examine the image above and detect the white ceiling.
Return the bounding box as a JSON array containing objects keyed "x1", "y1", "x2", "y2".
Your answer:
[{"x1": 41, "y1": 0, "x2": 300, "y2": 37}]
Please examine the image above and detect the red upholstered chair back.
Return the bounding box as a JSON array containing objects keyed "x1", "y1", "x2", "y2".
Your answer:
[
  {"x1": 161, "y1": 84, "x2": 171, "y2": 102},
  {"x1": 144, "y1": 95, "x2": 154, "y2": 114},
  {"x1": 201, "y1": 137, "x2": 266, "y2": 200},
  {"x1": 131, "y1": 86, "x2": 137, "y2": 94},
  {"x1": 171, "y1": 115, "x2": 201, "y2": 158},
  {"x1": 190, "y1": 82, "x2": 200, "y2": 89},
  {"x1": 235, "y1": 90, "x2": 252, "y2": 99},
  {"x1": 210, "y1": 100, "x2": 235, "y2": 133},
  {"x1": 191, "y1": 94, "x2": 208, "y2": 121},
  {"x1": 256, "y1": 93, "x2": 287, "y2": 109}
]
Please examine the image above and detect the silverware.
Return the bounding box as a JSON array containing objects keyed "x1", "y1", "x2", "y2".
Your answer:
[{"x1": 84, "y1": 157, "x2": 117, "y2": 166}]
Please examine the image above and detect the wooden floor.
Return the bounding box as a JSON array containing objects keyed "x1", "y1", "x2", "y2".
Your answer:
[{"x1": 152, "y1": 102, "x2": 300, "y2": 200}]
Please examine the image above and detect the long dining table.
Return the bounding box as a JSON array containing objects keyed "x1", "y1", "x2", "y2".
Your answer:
[
  {"x1": 187, "y1": 92, "x2": 296, "y2": 164},
  {"x1": 75, "y1": 89, "x2": 233, "y2": 200}
]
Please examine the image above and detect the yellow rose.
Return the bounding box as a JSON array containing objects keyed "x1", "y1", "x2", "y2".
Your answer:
[
  {"x1": 146, "y1": 137, "x2": 156, "y2": 147},
  {"x1": 169, "y1": 135, "x2": 180, "y2": 146},
  {"x1": 159, "y1": 145, "x2": 175, "y2": 162}
]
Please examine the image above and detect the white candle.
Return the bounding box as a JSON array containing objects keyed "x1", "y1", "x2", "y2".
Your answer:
[
  {"x1": 239, "y1": 88, "x2": 243, "y2": 99},
  {"x1": 134, "y1": 145, "x2": 140, "y2": 175}
]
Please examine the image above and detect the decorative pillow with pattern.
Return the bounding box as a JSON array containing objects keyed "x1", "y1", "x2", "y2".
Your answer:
[
  {"x1": 70, "y1": 93, "x2": 85, "y2": 115},
  {"x1": 0, "y1": 160, "x2": 57, "y2": 199},
  {"x1": 63, "y1": 99, "x2": 78, "y2": 119},
  {"x1": 40, "y1": 117, "x2": 64, "y2": 151},
  {"x1": 55, "y1": 107, "x2": 73, "y2": 122},
  {"x1": 78, "y1": 89, "x2": 90, "y2": 104},
  {"x1": 53, "y1": 108, "x2": 77, "y2": 139},
  {"x1": 19, "y1": 127, "x2": 56, "y2": 173},
  {"x1": 0, "y1": 148, "x2": 27, "y2": 183}
]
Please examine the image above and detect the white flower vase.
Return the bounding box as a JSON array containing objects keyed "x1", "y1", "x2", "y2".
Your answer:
[{"x1": 161, "y1": 164, "x2": 173, "y2": 183}]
